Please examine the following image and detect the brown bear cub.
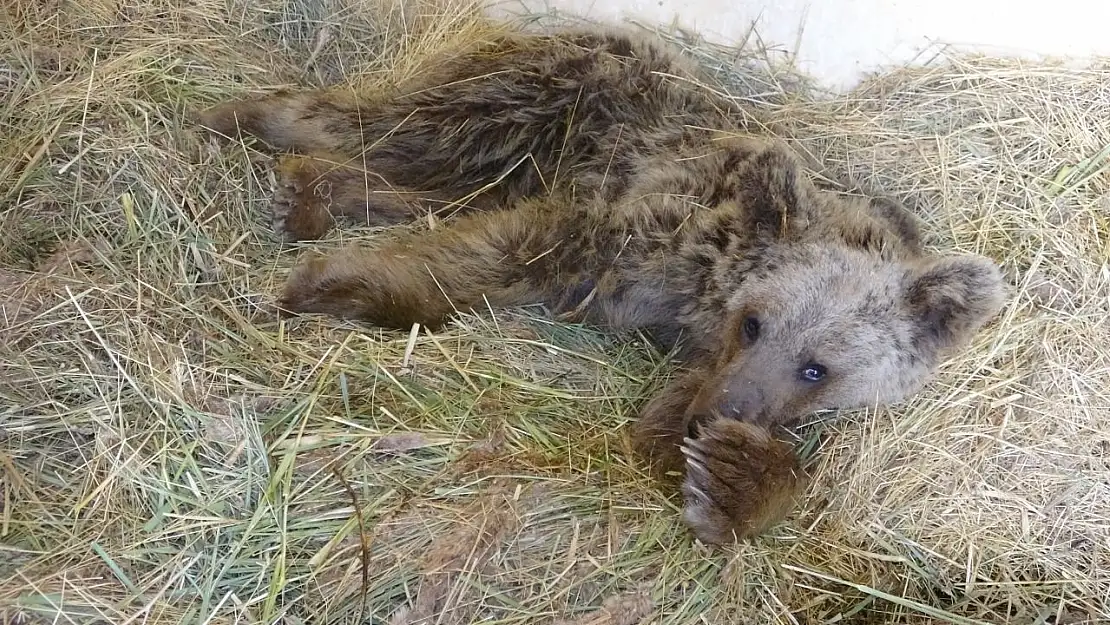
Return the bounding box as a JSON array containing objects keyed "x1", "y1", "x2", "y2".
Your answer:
[{"x1": 198, "y1": 26, "x2": 1006, "y2": 544}]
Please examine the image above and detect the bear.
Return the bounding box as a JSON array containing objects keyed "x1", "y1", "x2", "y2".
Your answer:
[{"x1": 196, "y1": 25, "x2": 1007, "y2": 544}]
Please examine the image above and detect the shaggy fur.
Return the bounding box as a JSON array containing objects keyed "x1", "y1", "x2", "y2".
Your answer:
[{"x1": 197, "y1": 27, "x2": 1007, "y2": 544}]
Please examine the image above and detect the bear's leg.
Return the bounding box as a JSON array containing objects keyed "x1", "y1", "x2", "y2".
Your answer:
[
  {"x1": 277, "y1": 197, "x2": 582, "y2": 328},
  {"x1": 195, "y1": 91, "x2": 368, "y2": 154},
  {"x1": 868, "y1": 196, "x2": 924, "y2": 253},
  {"x1": 632, "y1": 369, "x2": 709, "y2": 479},
  {"x1": 198, "y1": 90, "x2": 561, "y2": 233}
]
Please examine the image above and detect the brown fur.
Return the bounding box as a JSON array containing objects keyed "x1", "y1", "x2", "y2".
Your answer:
[{"x1": 197, "y1": 27, "x2": 1007, "y2": 544}]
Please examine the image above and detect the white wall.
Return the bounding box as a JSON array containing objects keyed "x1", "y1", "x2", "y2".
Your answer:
[{"x1": 490, "y1": 0, "x2": 1110, "y2": 91}]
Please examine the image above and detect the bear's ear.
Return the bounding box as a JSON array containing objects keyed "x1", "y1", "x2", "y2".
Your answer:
[
  {"x1": 904, "y1": 255, "x2": 1007, "y2": 352},
  {"x1": 736, "y1": 144, "x2": 816, "y2": 240}
]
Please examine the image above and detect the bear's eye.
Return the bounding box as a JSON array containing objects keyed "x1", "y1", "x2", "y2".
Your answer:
[
  {"x1": 742, "y1": 316, "x2": 760, "y2": 341},
  {"x1": 800, "y1": 363, "x2": 827, "y2": 382}
]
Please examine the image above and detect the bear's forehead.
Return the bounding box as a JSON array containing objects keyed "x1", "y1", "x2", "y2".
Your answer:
[
  {"x1": 774, "y1": 301, "x2": 908, "y2": 365},
  {"x1": 777, "y1": 293, "x2": 901, "y2": 339},
  {"x1": 742, "y1": 249, "x2": 907, "y2": 329},
  {"x1": 758, "y1": 249, "x2": 904, "y2": 303},
  {"x1": 726, "y1": 244, "x2": 911, "y2": 330}
]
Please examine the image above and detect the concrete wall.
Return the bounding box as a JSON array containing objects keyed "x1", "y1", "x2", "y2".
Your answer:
[{"x1": 490, "y1": 0, "x2": 1110, "y2": 91}]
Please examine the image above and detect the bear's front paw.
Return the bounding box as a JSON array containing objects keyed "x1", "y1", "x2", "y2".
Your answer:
[{"x1": 679, "y1": 419, "x2": 805, "y2": 544}]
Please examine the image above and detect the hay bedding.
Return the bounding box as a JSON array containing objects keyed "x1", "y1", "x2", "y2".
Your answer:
[{"x1": 1, "y1": 0, "x2": 1107, "y2": 622}]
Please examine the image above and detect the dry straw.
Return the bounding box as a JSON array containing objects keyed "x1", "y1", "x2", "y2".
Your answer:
[{"x1": 1, "y1": 0, "x2": 1107, "y2": 623}]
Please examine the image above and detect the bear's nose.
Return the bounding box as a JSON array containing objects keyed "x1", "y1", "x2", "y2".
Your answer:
[{"x1": 715, "y1": 382, "x2": 768, "y2": 423}]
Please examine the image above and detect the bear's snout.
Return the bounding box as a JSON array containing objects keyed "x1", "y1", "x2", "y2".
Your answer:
[
  {"x1": 687, "y1": 373, "x2": 778, "y2": 427},
  {"x1": 715, "y1": 385, "x2": 766, "y2": 423}
]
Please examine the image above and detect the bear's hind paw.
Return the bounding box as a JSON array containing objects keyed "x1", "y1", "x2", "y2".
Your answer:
[{"x1": 271, "y1": 155, "x2": 336, "y2": 242}]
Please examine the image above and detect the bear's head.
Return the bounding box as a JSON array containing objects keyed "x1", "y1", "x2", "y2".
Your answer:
[
  {"x1": 689, "y1": 245, "x2": 1006, "y2": 427},
  {"x1": 688, "y1": 142, "x2": 1007, "y2": 428}
]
